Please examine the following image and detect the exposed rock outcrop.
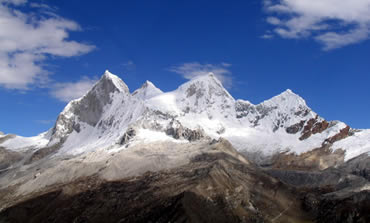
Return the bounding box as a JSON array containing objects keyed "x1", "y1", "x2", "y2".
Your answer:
[
  {"x1": 324, "y1": 125, "x2": 351, "y2": 144},
  {"x1": 312, "y1": 191, "x2": 370, "y2": 223},
  {"x1": 119, "y1": 128, "x2": 136, "y2": 145},
  {"x1": 165, "y1": 120, "x2": 205, "y2": 141},
  {"x1": 338, "y1": 154, "x2": 370, "y2": 181},
  {"x1": 286, "y1": 120, "x2": 305, "y2": 134},
  {"x1": 270, "y1": 146, "x2": 345, "y2": 171},
  {"x1": 299, "y1": 116, "x2": 330, "y2": 140},
  {"x1": 266, "y1": 155, "x2": 370, "y2": 223}
]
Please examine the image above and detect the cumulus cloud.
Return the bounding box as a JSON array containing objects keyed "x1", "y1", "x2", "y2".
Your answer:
[
  {"x1": 169, "y1": 62, "x2": 233, "y2": 88},
  {"x1": 50, "y1": 76, "x2": 98, "y2": 102},
  {"x1": 263, "y1": 0, "x2": 370, "y2": 50},
  {"x1": 0, "y1": 0, "x2": 95, "y2": 89}
]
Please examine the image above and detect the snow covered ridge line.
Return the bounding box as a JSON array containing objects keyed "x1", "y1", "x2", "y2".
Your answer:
[{"x1": 0, "y1": 70, "x2": 369, "y2": 164}]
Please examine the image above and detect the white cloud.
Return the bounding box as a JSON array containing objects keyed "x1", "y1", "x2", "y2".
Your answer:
[
  {"x1": 263, "y1": 0, "x2": 370, "y2": 50},
  {"x1": 35, "y1": 119, "x2": 55, "y2": 125},
  {"x1": 169, "y1": 62, "x2": 233, "y2": 88},
  {"x1": 266, "y1": 16, "x2": 281, "y2": 25},
  {"x1": 121, "y1": 60, "x2": 136, "y2": 71},
  {"x1": 50, "y1": 76, "x2": 98, "y2": 102},
  {"x1": 29, "y1": 3, "x2": 55, "y2": 10},
  {"x1": 0, "y1": 0, "x2": 26, "y2": 5},
  {"x1": 0, "y1": 0, "x2": 95, "y2": 89},
  {"x1": 261, "y1": 34, "x2": 274, "y2": 39}
]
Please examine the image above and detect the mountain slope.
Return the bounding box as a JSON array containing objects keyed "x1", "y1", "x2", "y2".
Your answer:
[
  {"x1": 1, "y1": 138, "x2": 368, "y2": 223},
  {"x1": 0, "y1": 139, "x2": 315, "y2": 223}
]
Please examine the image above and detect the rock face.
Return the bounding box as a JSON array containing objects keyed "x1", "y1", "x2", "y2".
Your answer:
[
  {"x1": 338, "y1": 155, "x2": 370, "y2": 181},
  {"x1": 266, "y1": 154, "x2": 370, "y2": 223},
  {"x1": 119, "y1": 128, "x2": 136, "y2": 145},
  {"x1": 270, "y1": 146, "x2": 346, "y2": 171},
  {"x1": 165, "y1": 120, "x2": 205, "y2": 141},
  {"x1": 324, "y1": 125, "x2": 351, "y2": 144},
  {"x1": 299, "y1": 116, "x2": 330, "y2": 140},
  {"x1": 312, "y1": 191, "x2": 370, "y2": 223},
  {"x1": 286, "y1": 120, "x2": 305, "y2": 134}
]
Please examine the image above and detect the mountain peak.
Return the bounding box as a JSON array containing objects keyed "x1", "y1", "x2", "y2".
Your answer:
[
  {"x1": 142, "y1": 80, "x2": 155, "y2": 88},
  {"x1": 282, "y1": 88, "x2": 294, "y2": 94},
  {"x1": 132, "y1": 80, "x2": 163, "y2": 100},
  {"x1": 98, "y1": 70, "x2": 129, "y2": 93},
  {"x1": 206, "y1": 72, "x2": 216, "y2": 78},
  {"x1": 177, "y1": 73, "x2": 230, "y2": 97},
  {"x1": 103, "y1": 69, "x2": 114, "y2": 78},
  {"x1": 102, "y1": 70, "x2": 122, "y2": 84},
  {"x1": 165, "y1": 73, "x2": 235, "y2": 116},
  {"x1": 258, "y1": 88, "x2": 314, "y2": 122},
  {"x1": 265, "y1": 89, "x2": 306, "y2": 105},
  {"x1": 191, "y1": 72, "x2": 221, "y2": 84},
  {"x1": 279, "y1": 89, "x2": 301, "y2": 97}
]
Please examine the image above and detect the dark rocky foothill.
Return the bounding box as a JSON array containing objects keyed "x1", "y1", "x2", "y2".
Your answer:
[
  {"x1": 0, "y1": 141, "x2": 312, "y2": 223},
  {"x1": 1, "y1": 140, "x2": 369, "y2": 223}
]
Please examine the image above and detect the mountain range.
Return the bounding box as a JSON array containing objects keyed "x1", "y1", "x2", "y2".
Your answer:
[{"x1": 0, "y1": 71, "x2": 369, "y2": 222}]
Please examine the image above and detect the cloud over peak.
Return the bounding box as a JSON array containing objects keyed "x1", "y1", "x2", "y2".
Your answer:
[
  {"x1": 263, "y1": 0, "x2": 370, "y2": 50},
  {"x1": 169, "y1": 62, "x2": 233, "y2": 88}
]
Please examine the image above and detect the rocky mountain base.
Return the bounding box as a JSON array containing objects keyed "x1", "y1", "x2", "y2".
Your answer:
[{"x1": 0, "y1": 139, "x2": 368, "y2": 223}]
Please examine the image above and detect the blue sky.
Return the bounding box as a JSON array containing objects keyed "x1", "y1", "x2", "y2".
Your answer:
[{"x1": 1, "y1": 0, "x2": 370, "y2": 136}]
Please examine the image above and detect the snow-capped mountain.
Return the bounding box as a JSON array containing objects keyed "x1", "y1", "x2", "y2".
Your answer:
[
  {"x1": 1, "y1": 70, "x2": 369, "y2": 164},
  {"x1": 1, "y1": 70, "x2": 369, "y2": 222}
]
